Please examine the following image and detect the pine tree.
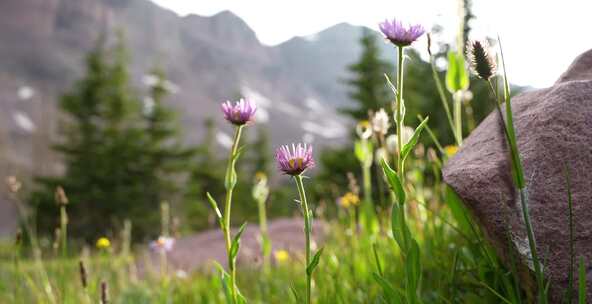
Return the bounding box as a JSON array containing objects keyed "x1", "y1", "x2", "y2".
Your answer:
[
  {"x1": 30, "y1": 38, "x2": 193, "y2": 242},
  {"x1": 183, "y1": 118, "x2": 225, "y2": 231},
  {"x1": 342, "y1": 29, "x2": 394, "y2": 121},
  {"x1": 140, "y1": 67, "x2": 196, "y2": 214}
]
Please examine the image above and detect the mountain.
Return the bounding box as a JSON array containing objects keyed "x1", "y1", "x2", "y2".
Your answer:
[{"x1": 0, "y1": 0, "x2": 396, "y2": 235}]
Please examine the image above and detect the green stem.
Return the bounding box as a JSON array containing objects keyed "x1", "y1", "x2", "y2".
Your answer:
[
  {"x1": 487, "y1": 80, "x2": 545, "y2": 303},
  {"x1": 60, "y1": 206, "x2": 68, "y2": 259},
  {"x1": 396, "y1": 46, "x2": 405, "y2": 181},
  {"x1": 362, "y1": 159, "x2": 373, "y2": 223},
  {"x1": 13, "y1": 236, "x2": 21, "y2": 302},
  {"x1": 519, "y1": 189, "x2": 545, "y2": 304},
  {"x1": 223, "y1": 125, "x2": 244, "y2": 303},
  {"x1": 429, "y1": 55, "x2": 457, "y2": 144},
  {"x1": 295, "y1": 175, "x2": 312, "y2": 304},
  {"x1": 453, "y1": 92, "x2": 463, "y2": 145},
  {"x1": 395, "y1": 45, "x2": 410, "y2": 252},
  {"x1": 257, "y1": 197, "x2": 270, "y2": 274}
]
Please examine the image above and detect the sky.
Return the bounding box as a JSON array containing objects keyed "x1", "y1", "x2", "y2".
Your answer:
[{"x1": 152, "y1": 0, "x2": 591, "y2": 88}]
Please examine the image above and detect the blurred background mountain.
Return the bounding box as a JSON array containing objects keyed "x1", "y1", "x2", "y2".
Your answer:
[
  {"x1": 0, "y1": 0, "x2": 401, "y2": 237},
  {"x1": 1, "y1": 0, "x2": 499, "y2": 242}
]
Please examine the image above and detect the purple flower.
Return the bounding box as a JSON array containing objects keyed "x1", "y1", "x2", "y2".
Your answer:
[
  {"x1": 221, "y1": 98, "x2": 257, "y2": 126},
  {"x1": 275, "y1": 143, "x2": 315, "y2": 176},
  {"x1": 379, "y1": 19, "x2": 425, "y2": 47},
  {"x1": 150, "y1": 236, "x2": 175, "y2": 253}
]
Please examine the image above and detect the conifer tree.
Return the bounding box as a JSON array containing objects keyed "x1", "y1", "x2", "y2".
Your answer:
[
  {"x1": 183, "y1": 118, "x2": 225, "y2": 231},
  {"x1": 342, "y1": 29, "x2": 394, "y2": 121},
  {"x1": 140, "y1": 68, "x2": 196, "y2": 214},
  {"x1": 31, "y1": 38, "x2": 193, "y2": 241}
]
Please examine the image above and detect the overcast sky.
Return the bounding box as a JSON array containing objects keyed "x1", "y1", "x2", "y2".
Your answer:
[{"x1": 152, "y1": 0, "x2": 591, "y2": 88}]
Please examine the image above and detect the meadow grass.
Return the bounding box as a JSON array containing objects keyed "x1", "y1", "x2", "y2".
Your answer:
[{"x1": 2, "y1": 15, "x2": 587, "y2": 304}]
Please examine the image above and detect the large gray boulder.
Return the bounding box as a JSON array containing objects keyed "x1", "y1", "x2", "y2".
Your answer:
[{"x1": 443, "y1": 49, "x2": 592, "y2": 301}]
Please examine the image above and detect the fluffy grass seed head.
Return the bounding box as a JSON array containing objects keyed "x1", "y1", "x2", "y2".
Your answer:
[
  {"x1": 379, "y1": 18, "x2": 425, "y2": 47},
  {"x1": 386, "y1": 126, "x2": 414, "y2": 153},
  {"x1": 466, "y1": 40, "x2": 497, "y2": 80},
  {"x1": 275, "y1": 143, "x2": 315, "y2": 176},
  {"x1": 371, "y1": 108, "x2": 390, "y2": 136},
  {"x1": 54, "y1": 186, "x2": 69, "y2": 206},
  {"x1": 221, "y1": 98, "x2": 257, "y2": 126}
]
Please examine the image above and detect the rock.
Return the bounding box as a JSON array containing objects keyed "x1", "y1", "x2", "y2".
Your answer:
[
  {"x1": 139, "y1": 217, "x2": 325, "y2": 276},
  {"x1": 443, "y1": 49, "x2": 592, "y2": 301}
]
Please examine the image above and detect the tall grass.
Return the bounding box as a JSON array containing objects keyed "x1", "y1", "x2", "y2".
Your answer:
[{"x1": 2, "y1": 13, "x2": 584, "y2": 304}]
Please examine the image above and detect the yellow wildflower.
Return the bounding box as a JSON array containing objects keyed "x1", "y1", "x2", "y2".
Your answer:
[
  {"x1": 96, "y1": 237, "x2": 111, "y2": 250},
  {"x1": 338, "y1": 192, "x2": 360, "y2": 209},
  {"x1": 444, "y1": 145, "x2": 458, "y2": 157},
  {"x1": 274, "y1": 250, "x2": 290, "y2": 264}
]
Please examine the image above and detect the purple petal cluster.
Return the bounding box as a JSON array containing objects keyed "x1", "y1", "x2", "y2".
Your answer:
[
  {"x1": 150, "y1": 236, "x2": 175, "y2": 253},
  {"x1": 275, "y1": 143, "x2": 315, "y2": 176},
  {"x1": 379, "y1": 19, "x2": 425, "y2": 47},
  {"x1": 221, "y1": 98, "x2": 257, "y2": 126}
]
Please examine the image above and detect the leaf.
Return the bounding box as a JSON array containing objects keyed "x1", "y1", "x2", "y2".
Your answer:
[
  {"x1": 290, "y1": 285, "x2": 301, "y2": 303},
  {"x1": 372, "y1": 243, "x2": 384, "y2": 277},
  {"x1": 384, "y1": 73, "x2": 398, "y2": 96},
  {"x1": 579, "y1": 257, "x2": 586, "y2": 304},
  {"x1": 401, "y1": 116, "x2": 429, "y2": 164},
  {"x1": 213, "y1": 262, "x2": 233, "y2": 304},
  {"x1": 306, "y1": 247, "x2": 324, "y2": 276},
  {"x1": 206, "y1": 192, "x2": 223, "y2": 220},
  {"x1": 498, "y1": 36, "x2": 525, "y2": 189},
  {"x1": 445, "y1": 51, "x2": 469, "y2": 93},
  {"x1": 445, "y1": 186, "x2": 475, "y2": 236},
  {"x1": 390, "y1": 203, "x2": 407, "y2": 252},
  {"x1": 230, "y1": 222, "x2": 248, "y2": 262},
  {"x1": 373, "y1": 273, "x2": 403, "y2": 304},
  {"x1": 224, "y1": 146, "x2": 246, "y2": 190},
  {"x1": 236, "y1": 291, "x2": 247, "y2": 304},
  {"x1": 380, "y1": 158, "x2": 405, "y2": 205},
  {"x1": 405, "y1": 240, "x2": 422, "y2": 304}
]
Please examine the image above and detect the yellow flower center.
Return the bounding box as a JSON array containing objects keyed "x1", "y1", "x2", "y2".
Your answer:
[{"x1": 289, "y1": 158, "x2": 304, "y2": 170}]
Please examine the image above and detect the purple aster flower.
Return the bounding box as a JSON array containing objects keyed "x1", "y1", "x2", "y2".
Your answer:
[
  {"x1": 379, "y1": 19, "x2": 425, "y2": 47},
  {"x1": 221, "y1": 98, "x2": 257, "y2": 126},
  {"x1": 275, "y1": 143, "x2": 315, "y2": 176},
  {"x1": 150, "y1": 236, "x2": 175, "y2": 253}
]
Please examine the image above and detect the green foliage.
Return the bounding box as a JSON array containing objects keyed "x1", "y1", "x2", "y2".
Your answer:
[
  {"x1": 445, "y1": 51, "x2": 469, "y2": 93},
  {"x1": 342, "y1": 30, "x2": 394, "y2": 121},
  {"x1": 29, "y1": 38, "x2": 195, "y2": 242}
]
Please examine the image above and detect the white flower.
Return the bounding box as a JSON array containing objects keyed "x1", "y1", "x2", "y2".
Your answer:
[
  {"x1": 371, "y1": 109, "x2": 390, "y2": 135},
  {"x1": 386, "y1": 126, "x2": 414, "y2": 153}
]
